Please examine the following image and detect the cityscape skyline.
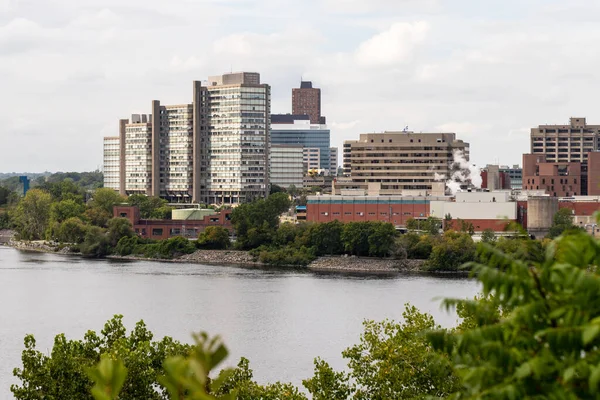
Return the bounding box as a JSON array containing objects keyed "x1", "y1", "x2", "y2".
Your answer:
[{"x1": 3, "y1": 0, "x2": 600, "y2": 172}]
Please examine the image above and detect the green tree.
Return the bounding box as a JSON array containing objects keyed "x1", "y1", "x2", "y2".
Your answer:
[
  {"x1": 269, "y1": 184, "x2": 285, "y2": 194},
  {"x1": 106, "y1": 217, "x2": 135, "y2": 247},
  {"x1": 481, "y1": 228, "x2": 497, "y2": 244},
  {"x1": 80, "y1": 226, "x2": 110, "y2": 257},
  {"x1": 0, "y1": 185, "x2": 11, "y2": 206},
  {"x1": 341, "y1": 222, "x2": 371, "y2": 256},
  {"x1": 51, "y1": 198, "x2": 86, "y2": 223},
  {"x1": 127, "y1": 195, "x2": 172, "y2": 219},
  {"x1": 85, "y1": 207, "x2": 113, "y2": 227},
  {"x1": 91, "y1": 188, "x2": 125, "y2": 215},
  {"x1": 231, "y1": 193, "x2": 291, "y2": 249},
  {"x1": 340, "y1": 305, "x2": 459, "y2": 399},
  {"x1": 302, "y1": 220, "x2": 344, "y2": 256},
  {"x1": 55, "y1": 217, "x2": 88, "y2": 244},
  {"x1": 427, "y1": 230, "x2": 476, "y2": 271},
  {"x1": 429, "y1": 228, "x2": 600, "y2": 398},
  {"x1": 368, "y1": 222, "x2": 396, "y2": 257},
  {"x1": 13, "y1": 188, "x2": 53, "y2": 240},
  {"x1": 547, "y1": 207, "x2": 579, "y2": 239},
  {"x1": 197, "y1": 226, "x2": 230, "y2": 249},
  {"x1": 11, "y1": 315, "x2": 191, "y2": 400}
]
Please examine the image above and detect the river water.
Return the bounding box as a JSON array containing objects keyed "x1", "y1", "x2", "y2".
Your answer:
[{"x1": 0, "y1": 246, "x2": 479, "y2": 397}]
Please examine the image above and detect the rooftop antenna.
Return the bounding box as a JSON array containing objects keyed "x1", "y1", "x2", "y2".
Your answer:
[{"x1": 402, "y1": 126, "x2": 409, "y2": 133}]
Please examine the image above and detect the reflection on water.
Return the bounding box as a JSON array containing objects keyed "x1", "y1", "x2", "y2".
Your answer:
[{"x1": 0, "y1": 246, "x2": 479, "y2": 398}]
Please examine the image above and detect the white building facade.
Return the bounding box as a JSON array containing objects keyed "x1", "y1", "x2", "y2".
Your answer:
[{"x1": 103, "y1": 136, "x2": 120, "y2": 191}]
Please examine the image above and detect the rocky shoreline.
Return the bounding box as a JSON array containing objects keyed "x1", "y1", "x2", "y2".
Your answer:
[
  {"x1": 308, "y1": 256, "x2": 427, "y2": 274},
  {"x1": 4, "y1": 238, "x2": 434, "y2": 275}
]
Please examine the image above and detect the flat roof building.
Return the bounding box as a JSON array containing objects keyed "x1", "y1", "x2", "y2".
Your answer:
[
  {"x1": 341, "y1": 131, "x2": 469, "y2": 196},
  {"x1": 269, "y1": 144, "x2": 304, "y2": 189},
  {"x1": 292, "y1": 81, "x2": 325, "y2": 124},
  {"x1": 102, "y1": 136, "x2": 120, "y2": 191}
]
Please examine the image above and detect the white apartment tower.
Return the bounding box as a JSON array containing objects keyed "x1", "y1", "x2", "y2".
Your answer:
[
  {"x1": 105, "y1": 72, "x2": 270, "y2": 204},
  {"x1": 102, "y1": 136, "x2": 120, "y2": 191}
]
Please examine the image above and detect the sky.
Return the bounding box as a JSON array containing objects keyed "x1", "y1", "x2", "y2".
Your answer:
[{"x1": 1, "y1": 0, "x2": 600, "y2": 172}]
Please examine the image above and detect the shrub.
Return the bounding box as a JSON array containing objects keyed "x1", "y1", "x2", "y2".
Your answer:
[{"x1": 197, "y1": 226, "x2": 230, "y2": 250}]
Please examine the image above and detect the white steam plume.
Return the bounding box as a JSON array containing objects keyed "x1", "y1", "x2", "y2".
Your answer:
[{"x1": 446, "y1": 150, "x2": 481, "y2": 195}]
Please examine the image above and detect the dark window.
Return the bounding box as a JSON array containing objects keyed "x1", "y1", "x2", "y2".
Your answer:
[
  {"x1": 169, "y1": 228, "x2": 181, "y2": 236},
  {"x1": 120, "y1": 213, "x2": 127, "y2": 218},
  {"x1": 152, "y1": 228, "x2": 163, "y2": 236}
]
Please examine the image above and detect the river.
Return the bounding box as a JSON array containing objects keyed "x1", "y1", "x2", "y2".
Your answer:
[{"x1": 0, "y1": 246, "x2": 479, "y2": 397}]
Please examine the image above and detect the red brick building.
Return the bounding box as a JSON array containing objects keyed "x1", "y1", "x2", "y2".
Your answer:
[
  {"x1": 522, "y1": 154, "x2": 581, "y2": 197},
  {"x1": 113, "y1": 205, "x2": 232, "y2": 240},
  {"x1": 306, "y1": 195, "x2": 432, "y2": 226},
  {"x1": 292, "y1": 81, "x2": 325, "y2": 124}
]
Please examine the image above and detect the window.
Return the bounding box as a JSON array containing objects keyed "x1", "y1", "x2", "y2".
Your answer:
[
  {"x1": 169, "y1": 228, "x2": 181, "y2": 236},
  {"x1": 152, "y1": 228, "x2": 163, "y2": 236},
  {"x1": 120, "y1": 212, "x2": 128, "y2": 218}
]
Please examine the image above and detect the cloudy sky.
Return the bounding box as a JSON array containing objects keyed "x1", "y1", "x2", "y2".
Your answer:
[{"x1": 1, "y1": 0, "x2": 599, "y2": 172}]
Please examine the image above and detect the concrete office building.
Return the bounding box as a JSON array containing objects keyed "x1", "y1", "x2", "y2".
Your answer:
[
  {"x1": 500, "y1": 165, "x2": 522, "y2": 190},
  {"x1": 270, "y1": 117, "x2": 331, "y2": 172},
  {"x1": 103, "y1": 136, "x2": 120, "y2": 191},
  {"x1": 303, "y1": 148, "x2": 321, "y2": 171},
  {"x1": 531, "y1": 117, "x2": 600, "y2": 194},
  {"x1": 105, "y1": 71, "x2": 270, "y2": 204},
  {"x1": 330, "y1": 147, "x2": 338, "y2": 173},
  {"x1": 269, "y1": 145, "x2": 304, "y2": 189},
  {"x1": 340, "y1": 131, "x2": 469, "y2": 196},
  {"x1": 292, "y1": 81, "x2": 325, "y2": 124}
]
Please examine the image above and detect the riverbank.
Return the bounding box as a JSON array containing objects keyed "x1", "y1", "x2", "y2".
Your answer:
[
  {"x1": 5, "y1": 239, "x2": 436, "y2": 275},
  {"x1": 308, "y1": 256, "x2": 426, "y2": 275}
]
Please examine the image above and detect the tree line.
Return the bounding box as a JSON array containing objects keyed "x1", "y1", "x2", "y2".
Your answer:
[{"x1": 11, "y1": 226, "x2": 600, "y2": 398}]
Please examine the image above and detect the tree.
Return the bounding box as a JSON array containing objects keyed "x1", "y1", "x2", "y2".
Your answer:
[
  {"x1": 80, "y1": 226, "x2": 110, "y2": 257},
  {"x1": 428, "y1": 228, "x2": 600, "y2": 398},
  {"x1": 12, "y1": 188, "x2": 53, "y2": 240},
  {"x1": 367, "y1": 222, "x2": 397, "y2": 257},
  {"x1": 269, "y1": 184, "x2": 285, "y2": 194},
  {"x1": 127, "y1": 195, "x2": 172, "y2": 219},
  {"x1": 0, "y1": 186, "x2": 11, "y2": 206},
  {"x1": 84, "y1": 207, "x2": 112, "y2": 228},
  {"x1": 547, "y1": 207, "x2": 579, "y2": 238},
  {"x1": 339, "y1": 305, "x2": 459, "y2": 399},
  {"x1": 90, "y1": 188, "x2": 125, "y2": 215},
  {"x1": 427, "y1": 230, "x2": 476, "y2": 271},
  {"x1": 11, "y1": 315, "x2": 192, "y2": 400},
  {"x1": 107, "y1": 217, "x2": 135, "y2": 247},
  {"x1": 301, "y1": 220, "x2": 344, "y2": 256},
  {"x1": 231, "y1": 193, "x2": 291, "y2": 249},
  {"x1": 197, "y1": 226, "x2": 230, "y2": 249},
  {"x1": 341, "y1": 222, "x2": 371, "y2": 256},
  {"x1": 481, "y1": 228, "x2": 497, "y2": 244},
  {"x1": 51, "y1": 199, "x2": 86, "y2": 223},
  {"x1": 55, "y1": 217, "x2": 88, "y2": 244}
]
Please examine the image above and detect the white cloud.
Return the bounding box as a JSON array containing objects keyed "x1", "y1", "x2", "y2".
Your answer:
[{"x1": 354, "y1": 21, "x2": 429, "y2": 67}]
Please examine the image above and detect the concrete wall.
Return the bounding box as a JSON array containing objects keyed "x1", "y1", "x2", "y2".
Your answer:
[
  {"x1": 527, "y1": 197, "x2": 558, "y2": 230},
  {"x1": 430, "y1": 201, "x2": 516, "y2": 220}
]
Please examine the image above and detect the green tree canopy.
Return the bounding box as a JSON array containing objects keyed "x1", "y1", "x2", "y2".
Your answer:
[
  {"x1": 90, "y1": 188, "x2": 126, "y2": 215},
  {"x1": 12, "y1": 188, "x2": 53, "y2": 240},
  {"x1": 197, "y1": 226, "x2": 230, "y2": 250}
]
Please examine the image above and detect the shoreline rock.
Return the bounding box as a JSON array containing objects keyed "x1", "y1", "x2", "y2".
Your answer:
[{"x1": 308, "y1": 256, "x2": 426, "y2": 275}]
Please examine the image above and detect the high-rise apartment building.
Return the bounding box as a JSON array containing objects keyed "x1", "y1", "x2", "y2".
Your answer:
[
  {"x1": 270, "y1": 117, "x2": 331, "y2": 172},
  {"x1": 292, "y1": 81, "x2": 325, "y2": 124},
  {"x1": 500, "y1": 165, "x2": 522, "y2": 190},
  {"x1": 330, "y1": 147, "x2": 338, "y2": 173},
  {"x1": 104, "y1": 71, "x2": 270, "y2": 205},
  {"x1": 200, "y1": 72, "x2": 270, "y2": 204},
  {"x1": 103, "y1": 136, "x2": 120, "y2": 191},
  {"x1": 340, "y1": 132, "x2": 469, "y2": 196},
  {"x1": 530, "y1": 117, "x2": 600, "y2": 194},
  {"x1": 122, "y1": 114, "x2": 152, "y2": 196},
  {"x1": 269, "y1": 145, "x2": 304, "y2": 189}
]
